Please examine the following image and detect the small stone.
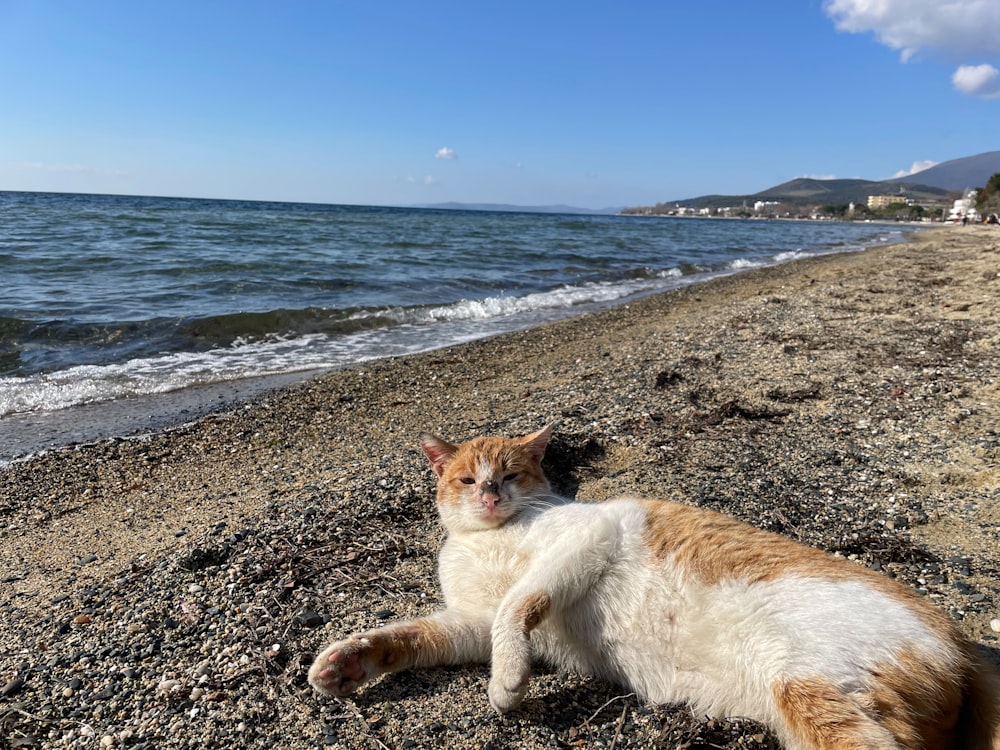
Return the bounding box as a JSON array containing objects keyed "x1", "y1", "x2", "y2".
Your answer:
[
  {"x1": 990, "y1": 619, "x2": 1000, "y2": 633},
  {"x1": 77, "y1": 555, "x2": 98, "y2": 566},
  {"x1": 157, "y1": 679, "x2": 182, "y2": 693},
  {"x1": 101, "y1": 736, "x2": 115, "y2": 747},
  {"x1": 186, "y1": 584, "x2": 204, "y2": 595},
  {"x1": 1, "y1": 677, "x2": 24, "y2": 697},
  {"x1": 72, "y1": 614, "x2": 93, "y2": 625},
  {"x1": 294, "y1": 607, "x2": 324, "y2": 628}
]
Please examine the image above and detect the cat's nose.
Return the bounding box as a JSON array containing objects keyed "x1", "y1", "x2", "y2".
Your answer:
[{"x1": 479, "y1": 480, "x2": 501, "y2": 511}]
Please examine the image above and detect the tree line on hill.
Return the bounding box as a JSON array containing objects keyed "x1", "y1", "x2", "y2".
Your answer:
[{"x1": 976, "y1": 173, "x2": 1000, "y2": 219}]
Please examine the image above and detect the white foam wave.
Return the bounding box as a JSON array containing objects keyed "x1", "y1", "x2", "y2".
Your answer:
[
  {"x1": 729, "y1": 257, "x2": 767, "y2": 270},
  {"x1": 0, "y1": 334, "x2": 371, "y2": 417},
  {"x1": 353, "y1": 275, "x2": 685, "y2": 328},
  {"x1": 772, "y1": 249, "x2": 810, "y2": 263},
  {"x1": 0, "y1": 276, "x2": 689, "y2": 418}
]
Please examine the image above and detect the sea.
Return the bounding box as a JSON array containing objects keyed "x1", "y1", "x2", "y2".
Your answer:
[{"x1": 0, "y1": 191, "x2": 912, "y2": 461}]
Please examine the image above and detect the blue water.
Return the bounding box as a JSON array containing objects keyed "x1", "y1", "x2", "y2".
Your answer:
[{"x1": 0, "y1": 191, "x2": 907, "y2": 421}]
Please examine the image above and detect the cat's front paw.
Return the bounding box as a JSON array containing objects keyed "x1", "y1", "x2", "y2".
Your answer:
[
  {"x1": 308, "y1": 636, "x2": 377, "y2": 697},
  {"x1": 488, "y1": 665, "x2": 530, "y2": 714}
]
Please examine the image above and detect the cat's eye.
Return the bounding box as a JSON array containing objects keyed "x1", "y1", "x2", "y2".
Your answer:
[
  {"x1": 459, "y1": 477, "x2": 475, "y2": 485},
  {"x1": 504, "y1": 473, "x2": 518, "y2": 482}
]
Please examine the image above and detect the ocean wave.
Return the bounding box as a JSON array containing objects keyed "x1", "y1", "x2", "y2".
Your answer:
[
  {"x1": 0, "y1": 335, "x2": 339, "y2": 416},
  {"x1": 0, "y1": 274, "x2": 693, "y2": 417}
]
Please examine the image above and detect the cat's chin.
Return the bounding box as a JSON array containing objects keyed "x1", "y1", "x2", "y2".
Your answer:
[
  {"x1": 440, "y1": 505, "x2": 518, "y2": 532},
  {"x1": 478, "y1": 510, "x2": 515, "y2": 528},
  {"x1": 468, "y1": 509, "x2": 515, "y2": 530}
]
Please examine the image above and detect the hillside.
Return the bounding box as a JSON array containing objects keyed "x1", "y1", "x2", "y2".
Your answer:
[
  {"x1": 655, "y1": 178, "x2": 948, "y2": 211},
  {"x1": 888, "y1": 150, "x2": 1000, "y2": 191},
  {"x1": 643, "y1": 150, "x2": 999, "y2": 212},
  {"x1": 754, "y1": 177, "x2": 948, "y2": 205}
]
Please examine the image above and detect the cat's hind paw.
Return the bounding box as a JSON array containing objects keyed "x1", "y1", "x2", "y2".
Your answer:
[
  {"x1": 308, "y1": 637, "x2": 376, "y2": 698},
  {"x1": 488, "y1": 667, "x2": 530, "y2": 714}
]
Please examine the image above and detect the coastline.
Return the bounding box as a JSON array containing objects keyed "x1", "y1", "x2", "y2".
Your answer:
[
  {"x1": 0, "y1": 220, "x2": 908, "y2": 466},
  {"x1": 0, "y1": 370, "x2": 333, "y2": 465},
  {"x1": 2, "y1": 225, "x2": 999, "y2": 748}
]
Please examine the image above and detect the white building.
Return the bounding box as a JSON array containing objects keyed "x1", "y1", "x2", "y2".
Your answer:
[{"x1": 946, "y1": 189, "x2": 980, "y2": 223}]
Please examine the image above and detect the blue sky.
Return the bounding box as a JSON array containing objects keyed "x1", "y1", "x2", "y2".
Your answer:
[{"x1": 1, "y1": 0, "x2": 998, "y2": 209}]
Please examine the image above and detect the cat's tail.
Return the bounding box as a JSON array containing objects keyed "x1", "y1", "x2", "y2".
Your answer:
[{"x1": 957, "y1": 642, "x2": 1000, "y2": 750}]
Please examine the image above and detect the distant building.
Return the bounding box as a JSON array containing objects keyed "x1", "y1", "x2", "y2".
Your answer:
[
  {"x1": 867, "y1": 195, "x2": 909, "y2": 209},
  {"x1": 945, "y1": 190, "x2": 980, "y2": 223}
]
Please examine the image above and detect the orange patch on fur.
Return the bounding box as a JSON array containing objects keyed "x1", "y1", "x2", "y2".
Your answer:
[
  {"x1": 862, "y1": 647, "x2": 964, "y2": 750},
  {"x1": 371, "y1": 618, "x2": 453, "y2": 671},
  {"x1": 773, "y1": 676, "x2": 897, "y2": 749},
  {"x1": 640, "y1": 499, "x2": 850, "y2": 584},
  {"x1": 639, "y1": 499, "x2": 965, "y2": 642},
  {"x1": 773, "y1": 645, "x2": 1000, "y2": 749},
  {"x1": 513, "y1": 592, "x2": 551, "y2": 635}
]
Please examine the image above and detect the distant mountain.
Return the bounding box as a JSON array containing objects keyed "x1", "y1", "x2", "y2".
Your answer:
[
  {"x1": 660, "y1": 178, "x2": 948, "y2": 211},
  {"x1": 754, "y1": 177, "x2": 948, "y2": 205},
  {"x1": 652, "y1": 150, "x2": 999, "y2": 212},
  {"x1": 887, "y1": 151, "x2": 1000, "y2": 191},
  {"x1": 413, "y1": 202, "x2": 620, "y2": 215}
]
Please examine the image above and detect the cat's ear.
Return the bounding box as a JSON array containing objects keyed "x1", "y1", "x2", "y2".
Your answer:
[
  {"x1": 419, "y1": 432, "x2": 457, "y2": 477},
  {"x1": 519, "y1": 424, "x2": 554, "y2": 465}
]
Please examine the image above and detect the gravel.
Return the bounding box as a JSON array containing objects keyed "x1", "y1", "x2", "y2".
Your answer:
[{"x1": 2, "y1": 225, "x2": 999, "y2": 749}]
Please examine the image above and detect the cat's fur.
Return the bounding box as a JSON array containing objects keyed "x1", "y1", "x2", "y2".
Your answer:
[{"x1": 309, "y1": 426, "x2": 1000, "y2": 750}]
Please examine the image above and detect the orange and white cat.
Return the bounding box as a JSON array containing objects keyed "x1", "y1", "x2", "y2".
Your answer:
[{"x1": 309, "y1": 426, "x2": 1000, "y2": 750}]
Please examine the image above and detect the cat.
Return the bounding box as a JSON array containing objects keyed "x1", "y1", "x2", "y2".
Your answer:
[{"x1": 308, "y1": 425, "x2": 1000, "y2": 750}]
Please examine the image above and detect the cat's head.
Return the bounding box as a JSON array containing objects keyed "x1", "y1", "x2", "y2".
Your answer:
[{"x1": 419, "y1": 425, "x2": 553, "y2": 532}]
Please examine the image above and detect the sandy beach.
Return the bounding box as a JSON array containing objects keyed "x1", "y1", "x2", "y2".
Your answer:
[{"x1": 2, "y1": 224, "x2": 999, "y2": 749}]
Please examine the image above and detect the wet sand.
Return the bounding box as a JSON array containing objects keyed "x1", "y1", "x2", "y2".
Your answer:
[{"x1": 2, "y1": 225, "x2": 999, "y2": 748}]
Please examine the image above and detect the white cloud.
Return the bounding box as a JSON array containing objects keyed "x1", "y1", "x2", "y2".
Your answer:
[
  {"x1": 823, "y1": 0, "x2": 1000, "y2": 61},
  {"x1": 952, "y1": 64, "x2": 1000, "y2": 98},
  {"x1": 892, "y1": 159, "x2": 939, "y2": 178},
  {"x1": 798, "y1": 173, "x2": 839, "y2": 180},
  {"x1": 435, "y1": 147, "x2": 457, "y2": 160},
  {"x1": 823, "y1": 0, "x2": 1000, "y2": 98}
]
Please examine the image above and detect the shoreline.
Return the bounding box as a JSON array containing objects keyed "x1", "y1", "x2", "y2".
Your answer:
[
  {"x1": 0, "y1": 369, "x2": 333, "y2": 465},
  {"x1": 0, "y1": 226, "x2": 912, "y2": 465},
  {"x1": 2, "y1": 225, "x2": 999, "y2": 748}
]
